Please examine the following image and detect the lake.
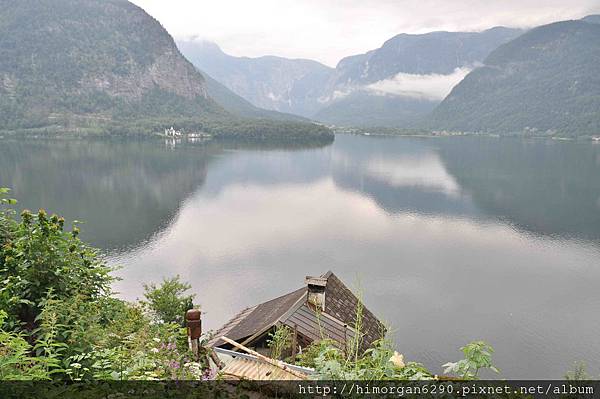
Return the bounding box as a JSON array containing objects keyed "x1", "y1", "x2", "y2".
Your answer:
[{"x1": 1, "y1": 134, "x2": 599, "y2": 378}]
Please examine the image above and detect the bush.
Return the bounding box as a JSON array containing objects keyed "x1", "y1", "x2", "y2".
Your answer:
[
  {"x1": 141, "y1": 276, "x2": 196, "y2": 326},
  {"x1": 0, "y1": 310, "x2": 57, "y2": 380},
  {"x1": 0, "y1": 188, "x2": 208, "y2": 381},
  {"x1": 0, "y1": 203, "x2": 113, "y2": 331}
]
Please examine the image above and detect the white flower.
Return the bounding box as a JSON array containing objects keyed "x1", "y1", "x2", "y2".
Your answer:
[
  {"x1": 151, "y1": 348, "x2": 160, "y2": 353},
  {"x1": 152, "y1": 338, "x2": 161, "y2": 343},
  {"x1": 390, "y1": 352, "x2": 405, "y2": 368}
]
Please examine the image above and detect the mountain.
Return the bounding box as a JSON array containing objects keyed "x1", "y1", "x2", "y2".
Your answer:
[
  {"x1": 201, "y1": 69, "x2": 308, "y2": 122},
  {"x1": 177, "y1": 40, "x2": 333, "y2": 117},
  {"x1": 315, "y1": 27, "x2": 523, "y2": 127},
  {"x1": 0, "y1": 0, "x2": 332, "y2": 140},
  {"x1": 179, "y1": 28, "x2": 522, "y2": 128},
  {"x1": 428, "y1": 19, "x2": 600, "y2": 137},
  {"x1": 331, "y1": 27, "x2": 522, "y2": 85},
  {"x1": 0, "y1": 0, "x2": 223, "y2": 129},
  {"x1": 582, "y1": 14, "x2": 600, "y2": 24},
  {"x1": 313, "y1": 92, "x2": 437, "y2": 128}
]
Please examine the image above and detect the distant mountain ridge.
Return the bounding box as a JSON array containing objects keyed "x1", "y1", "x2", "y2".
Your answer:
[
  {"x1": 428, "y1": 17, "x2": 600, "y2": 137},
  {"x1": 177, "y1": 40, "x2": 333, "y2": 117},
  {"x1": 582, "y1": 14, "x2": 600, "y2": 24},
  {"x1": 331, "y1": 26, "x2": 522, "y2": 83},
  {"x1": 315, "y1": 27, "x2": 523, "y2": 127},
  {"x1": 201, "y1": 69, "x2": 308, "y2": 122},
  {"x1": 179, "y1": 27, "x2": 523, "y2": 127}
]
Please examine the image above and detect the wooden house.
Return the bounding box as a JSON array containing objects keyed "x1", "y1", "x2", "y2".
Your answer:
[{"x1": 209, "y1": 271, "x2": 385, "y2": 358}]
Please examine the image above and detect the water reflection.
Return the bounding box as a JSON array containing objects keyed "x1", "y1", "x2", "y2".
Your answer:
[
  {"x1": 0, "y1": 139, "x2": 220, "y2": 250},
  {"x1": 2, "y1": 135, "x2": 600, "y2": 378},
  {"x1": 331, "y1": 136, "x2": 481, "y2": 217},
  {"x1": 437, "y1": 138, "x2": 600, "y2": 240}
]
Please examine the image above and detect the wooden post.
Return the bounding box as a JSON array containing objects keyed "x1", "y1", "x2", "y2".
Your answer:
[
  {"x1": 343, "y1": 324, "x2": 348, "y2": 357},
  {"x1": 186, "y1": 309, "x2": 202, "y2": 360},
  {"x1": 291, "y1": 324, "x2": 298, "y2": 358}
]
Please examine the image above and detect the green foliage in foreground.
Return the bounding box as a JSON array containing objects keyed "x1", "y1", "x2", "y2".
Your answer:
[
  {"x1": 0, "y1": 188, "x2": 207, "y2": 380},
  {"x1": 443, "y1": 341, "x2": 500, "y2": 379},
  {"x1": 298, "y1": 338, "x2": 434, "y2": 380}
]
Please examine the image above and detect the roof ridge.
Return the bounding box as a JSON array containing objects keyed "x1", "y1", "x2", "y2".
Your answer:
[
  {"x1": 322, "y1": 270, "x2": 334, "y2": 279},
  {"x1": 252, "y1": 285, "x2": 305, "y2": 308}
]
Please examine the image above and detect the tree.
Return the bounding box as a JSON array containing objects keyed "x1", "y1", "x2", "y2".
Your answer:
[{"x1": 141, "y1": 276, "x2": 196, "y2": 325}]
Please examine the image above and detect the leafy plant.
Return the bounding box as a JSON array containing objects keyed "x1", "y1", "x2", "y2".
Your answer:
[
  {"x1": 266, "y1": 325, "x2": 292, "y2": 360},
  {"x1": 141, "y1": 275, "x2": 195, "y2": 326},
  {"x1": 0, "y1": 310, "x2": 55, "y2": 380},
  {"x1": 296, "y1": 338, "x2": 338, "y2": 369},
  {"x1": 442, "y1": 341, "x2": 499, "y2": 379},
  {"x1": 0, "y1": 205, "x2": 114, "y2": 331},
  {"x1": 307, "y1": 337, "x2": 432, "y2": 380}
]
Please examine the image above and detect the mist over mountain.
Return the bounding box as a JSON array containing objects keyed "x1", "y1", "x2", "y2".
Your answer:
[
  {"x1": 315, "y1": 27, "x2": 523, "y2": 127},
  {"x1": 179, "y1": 27, "x2": 522, "y2": 127},
  {"x1": 4, "y1": 0, "x2": 594, "y2": 137},
  {"x1": 428, "y1": 18, "x2": 600, "y2": 137},
  {"x1": 330, "y1": 27, "x2": 522, "y2": 84}
]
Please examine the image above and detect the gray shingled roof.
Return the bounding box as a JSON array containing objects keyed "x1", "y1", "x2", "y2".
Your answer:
[
  {"x1": 209, "y1": 287, "x2": 306, "y2": 347},
  {"x1": 209, "y1": 272, "x2": 385, "y2": 350}
]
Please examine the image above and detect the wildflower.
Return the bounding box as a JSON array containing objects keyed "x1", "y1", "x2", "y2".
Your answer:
[
  {"x1": 151, "y1": 348, "x2": 159, "y2": 353},
  {"x1": 390, "y1": 351, "x2": 405, "y2": 368},
  {"x1": 153, "y1": 337, "x2": 161, "y2": 343},
  {"x1": 202, "y1": 368, "x2": 216, "y2": 381}
]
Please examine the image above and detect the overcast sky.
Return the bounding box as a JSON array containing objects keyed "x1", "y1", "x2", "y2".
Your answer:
[{"x1": 131, "y1": 0, "x2": 600, "y2": 67}]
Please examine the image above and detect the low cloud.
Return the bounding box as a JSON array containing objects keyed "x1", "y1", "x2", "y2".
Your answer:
[{"x1": 365, "y1": 67, "x2": 473, "y2": 101}]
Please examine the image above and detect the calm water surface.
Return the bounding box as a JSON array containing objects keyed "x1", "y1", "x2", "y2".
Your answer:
[{"x1": 1, "y1": 135, "x2": 600, "y2": 378}]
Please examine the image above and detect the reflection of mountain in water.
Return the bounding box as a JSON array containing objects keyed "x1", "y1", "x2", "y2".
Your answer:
[
  {"x1": 436, "y1": 138, "x2": 600, "y2": 241},
  {"x1": 330, "y1": 135, "x2": 482, "y2": 217},
  {"x1": 0, "y1": 140, "x2": 214, "y2": 250},
  {"x1": 0, "y1": 138, "x2": 335, "y2": 251},
  {"x1": 328, "y1": 135, "x2": 600, "y2": 242},
  {"x1": 3, "y1": 135, "x2": 599, "y2": 252}
]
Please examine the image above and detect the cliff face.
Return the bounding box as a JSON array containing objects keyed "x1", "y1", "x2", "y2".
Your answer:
[
  {"x1": 0, "y1": 0, "x2": 216, "y2": 129},
  {"x1": 79, "y1": 51, "x2": 208, "y2": 101}
]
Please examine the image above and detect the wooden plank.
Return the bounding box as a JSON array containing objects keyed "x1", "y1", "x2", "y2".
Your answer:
[{"x1": 221, "y1": 336, "x2": 308, "y2": 380}]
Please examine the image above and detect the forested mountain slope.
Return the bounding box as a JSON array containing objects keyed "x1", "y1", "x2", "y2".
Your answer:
[{"x1": 428, "y1": 19, "x2": 600, "y2": 137}]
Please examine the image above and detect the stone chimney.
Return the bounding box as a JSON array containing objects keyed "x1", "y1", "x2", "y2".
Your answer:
[{"x1": 305, "y1": 276, "x2": 327, "y2": 311}]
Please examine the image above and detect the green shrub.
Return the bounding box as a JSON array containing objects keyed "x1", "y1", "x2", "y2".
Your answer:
[
  {"x1": 266, "y1": 325, "x2": 292, "y2": 360},
  {"x1": 141, "y1": 276, "x2": 195, "y2": 326},
  {"x1": 442, "y1": 341, "x2": 500, "y2": 379},
  {"x1": 0, "y1": 310, "x2": 57, "y2": 380},
  {"x1": 0, "y1": 195, "x2": 114, "y2": 331}
]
